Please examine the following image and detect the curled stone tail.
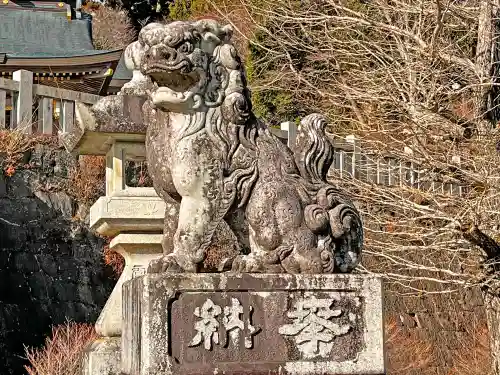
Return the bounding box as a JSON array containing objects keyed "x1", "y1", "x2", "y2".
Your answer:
[
  {"x1": 304, "y1": 187, "x2": 363, "y2": 273},
  {"x1": 293, "y1": 114, "x2": 334, "y2": 183}
]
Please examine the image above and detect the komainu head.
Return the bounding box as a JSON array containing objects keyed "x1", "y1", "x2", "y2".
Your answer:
[{"x1": 129, "y1": 19, "x2": 251, "y2": 121}]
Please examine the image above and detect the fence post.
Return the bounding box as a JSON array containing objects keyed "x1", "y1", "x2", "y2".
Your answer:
[
  {"x1": 0, "y1": 90, "x2": 6, "y2": 129},
  {"x1": 451, "y1": 155, "x2": 462, "y2": 196},
  {"x1": 9, "y1": 96, "x2": 17, "y2": 129},
  {"x1": 402, "y1": 146, "x2": 414, "y2": 187},
  {"x1": 41, "y1": 97, "x2": 53, "y2": 134},
  {"x1": 365, "y1": 154, "x2": 377, "y2": 184},
  {"x1": 339, "y1": 150, "x2": 344, "y2": 179},
  {"x1": 13, "y1": 70, "x2": 33, "y2": 133},
  {"x1": 404, "y1": 147, "x2": 418, "y2": 188},
  {"x1": 281, "y1": 121, "x2": 298, "y2": 149},
  {"x1": 106, "y1": 142, "x2": 126, "y2": 196},
  {"x1": 388, "y1": 158, "x2": 397, "y2": 186},
  {"x1": 62, "y1": 100, "x2": 75, "y2": 133},
  {"x1": 331, "y1": 137, "x2": 341, "y2": 178},
  {"x1": 345, "y1": 135, "x2": 359, "y2": 178}
]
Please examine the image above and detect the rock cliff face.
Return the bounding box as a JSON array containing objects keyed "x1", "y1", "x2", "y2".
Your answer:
[{"x1": 0, "y1": 144, "x2": 114, "y2": 374}]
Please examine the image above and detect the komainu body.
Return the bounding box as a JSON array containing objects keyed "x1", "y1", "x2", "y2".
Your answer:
[{"x1": 125, "y1": 20, "x2": 363, "y2": 274}]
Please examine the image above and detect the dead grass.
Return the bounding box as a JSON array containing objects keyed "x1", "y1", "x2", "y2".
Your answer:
[
  {"x1": 0, "y1": 129, "x2": 105, "y2": 207},
  {"x1": 103, "y1": 239, "x2": 125, "y2": 277},
  {"x1": 68, "y1": 155, "x2": 105, "y2": 207},
  {"x1": 386, "y1": 316, "x2": 493, "y2": 375},
  {"x1": 24, "y1": 321, "x2": 97, "y2": 375},
  {"x1": 89, "y1": 3, "x2": 136, "y2": 50},
  {"x1": 453, "y1": 323, "x2": 493, "y2": 375},
  {"x1": 385, "y1": 318, "x2": 434, "y2": 374},
  {"x1": 0, "y1": 130, "x2": 56, "y2": 175}
]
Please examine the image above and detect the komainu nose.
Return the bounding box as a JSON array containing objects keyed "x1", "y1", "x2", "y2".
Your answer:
[{"x1": 145, "y1": 45, "x2": 178, "y2": 63}]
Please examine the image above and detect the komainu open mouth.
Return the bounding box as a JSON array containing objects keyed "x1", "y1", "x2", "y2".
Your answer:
[{"x1": 145, "y1": 61, "x2": 199, "y2": 93}]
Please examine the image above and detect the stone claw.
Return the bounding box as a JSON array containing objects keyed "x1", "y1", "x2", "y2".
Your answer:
[
  {"x1": 218, "y1": 256, "x2": 237, "y2": 272},
  {"x1": 147, "y1": 254, "x2": 184, "y2": 274},
  {"x1": 230, "y1": 254, "x2": 284, "y2": 273}
]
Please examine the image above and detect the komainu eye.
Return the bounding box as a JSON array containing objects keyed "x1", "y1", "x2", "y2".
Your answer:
[{"x1": 178, "y1": 42, "x2": 193, "y2": 53}]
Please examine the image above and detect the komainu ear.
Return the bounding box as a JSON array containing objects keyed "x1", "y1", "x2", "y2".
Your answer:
[
  {"x1": 194, "y1": 19, "x2": 233, "y2": 43},
  {"x1": 201, "y1": 32, "x2": 222, "y2": 55},
  {"x1": 221, "y1": 24, "x2": 233, "y2": 41},
  {"x1": 203, "y1": 32, "x2": 222, "y2": 45}
]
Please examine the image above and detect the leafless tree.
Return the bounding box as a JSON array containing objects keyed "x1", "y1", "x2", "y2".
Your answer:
[
  {"x1": 207, "y1": 0, "x2": 500, "y2": 372},
  {"x1": 88, "y1": 4, "x2": 137, "y2": 50}
]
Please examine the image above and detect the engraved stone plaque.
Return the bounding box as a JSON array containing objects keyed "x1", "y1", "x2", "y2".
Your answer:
[
  {"x1": 122, "y1": 274, "x2": 384, "y2": 375},
  {"x1": 131, "y1": 265, "x2": 146, "y2": 279}
]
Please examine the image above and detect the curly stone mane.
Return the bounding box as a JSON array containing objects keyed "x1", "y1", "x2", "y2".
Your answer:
[{"x1": 132, "y1": 19, "x2": 363, "y2": 275}]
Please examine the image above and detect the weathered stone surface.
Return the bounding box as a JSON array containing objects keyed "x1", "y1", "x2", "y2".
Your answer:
[
  {"x1": 82, "y1": 337, "x2": 121, "y2": 375},
  {"x1": 0, "y1": 145, "x2": 114, "y2": 374},
  {"x1": 90, "y1": 193, "x2": 165, "y2": 237},
  {"x1": 60, "y1": 95, "x2": 148, "y2": 154},
  {"x1": 95, "y1": 233, "x2": 163, "y2": 337},
  {"x1": 122, "y1": 273, "x2": 384, "y2": 375},
  {"x1": 123, "y1": 20, "x2": 364, "y2": 275},
  {"x1": 122, "y1": 39, "x2": 153, "y2": 97},
  {"x1": 92, "y1": 95, "x2": 148, "y2": 134}
]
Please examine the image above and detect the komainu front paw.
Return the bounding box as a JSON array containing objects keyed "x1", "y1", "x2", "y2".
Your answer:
[
  {"x1": 147, "y1": 254, "x2": 184, "y2": 274},
  {"x1": 230, "y1": 254, "x2": 284, "y2": 273}
]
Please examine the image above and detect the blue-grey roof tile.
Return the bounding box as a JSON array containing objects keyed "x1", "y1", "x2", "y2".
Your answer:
[
  {"x1": 0, "y1": 8, "x2": 98, "y2": 57},
  {"x1": 113, "y1": 55, "x2": 132, "y2": 80}
]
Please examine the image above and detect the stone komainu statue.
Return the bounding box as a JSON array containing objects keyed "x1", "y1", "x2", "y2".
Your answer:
[{"x1": 125, "y1": 19, "x2": 363, "y2": 274}]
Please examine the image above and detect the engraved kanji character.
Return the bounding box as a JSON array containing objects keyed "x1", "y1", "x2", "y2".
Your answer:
[
  {"x1": 189, "y1": 298, "x2": 222, "y2": 350},
  {"x1": 222, "y1": 298, "x2": 260, "y2": 349},
  {"x1": 279, "y1": 294, "x2": 351, "y2": 357}
]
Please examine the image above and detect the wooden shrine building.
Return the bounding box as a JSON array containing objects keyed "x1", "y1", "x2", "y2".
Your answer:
[{"x1": 0, "y1": 0, "x2": 132, "y2": 126}]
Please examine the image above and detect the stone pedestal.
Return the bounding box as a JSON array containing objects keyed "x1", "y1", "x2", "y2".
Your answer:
[
  {"x1": 96, "y1": 233, "x2": 163, "y2": 337},
  {"x1": 82, "y1": 338, "x2": 121, "y2": 375},
  {"x1": 83, "y1": 234, "x2": 163, "y2": 375},
  {"x1": 122, "y1": 274, "x2": 385, "y2": 375}
]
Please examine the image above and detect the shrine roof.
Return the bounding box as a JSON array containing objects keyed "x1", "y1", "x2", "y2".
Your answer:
[
  {"x1": 0, "y1": 8, "x2": 110, "y2": 58},
  {"x1": 0, "y1": 3, "x2": 133, "y2": 92},
  {"x1": 113, "y1": 56, "x2": 132, "y2": 80}
]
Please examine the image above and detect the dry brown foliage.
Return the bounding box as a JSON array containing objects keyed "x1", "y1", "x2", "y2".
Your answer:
[
  {"x1": 89, "y1": 4, "x2": 136, "y2": 50},
  {"x1": 385, "y1": 318, "x2": 434, "y2": 373},
  {"x1": 24, "y1": 322, "x2": 97, "y2": 375},
  {"x1": 103, "y1": 241, "x2": 125, "y2": 276},
  {"x1": 68, "y1": 155, "x2": 105, "y2": 206},
  {"x1": 454, "y1": 323, "x2": 493, "y2": 375},
  {"x1": 386, "y1": 316, "x2": 492, "y2": 375},
  {"x1": 211, "y1": 0, "x2": 489, "y2": 133},
  {"x1": 330, "y1": 129, "x2": 500, "y2": 295},
  {"x1": 0, "y1": 130, "x2": 56, "y2": 174}
]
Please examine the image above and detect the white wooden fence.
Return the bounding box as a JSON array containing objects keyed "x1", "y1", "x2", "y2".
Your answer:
[
  {"x1": 274, "y1": 122, "x2": 464, "y2": 196},
  {"x1": 331, "y1": 136, "x2": 464, "y2": 195},
  {"x1": 0, "y1": 69, "x2": 101, "y2": 134}
]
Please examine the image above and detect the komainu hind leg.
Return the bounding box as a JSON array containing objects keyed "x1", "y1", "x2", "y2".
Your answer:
[{"x1": 230, "y1": 240, "x2": 293, "y2": 273}]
